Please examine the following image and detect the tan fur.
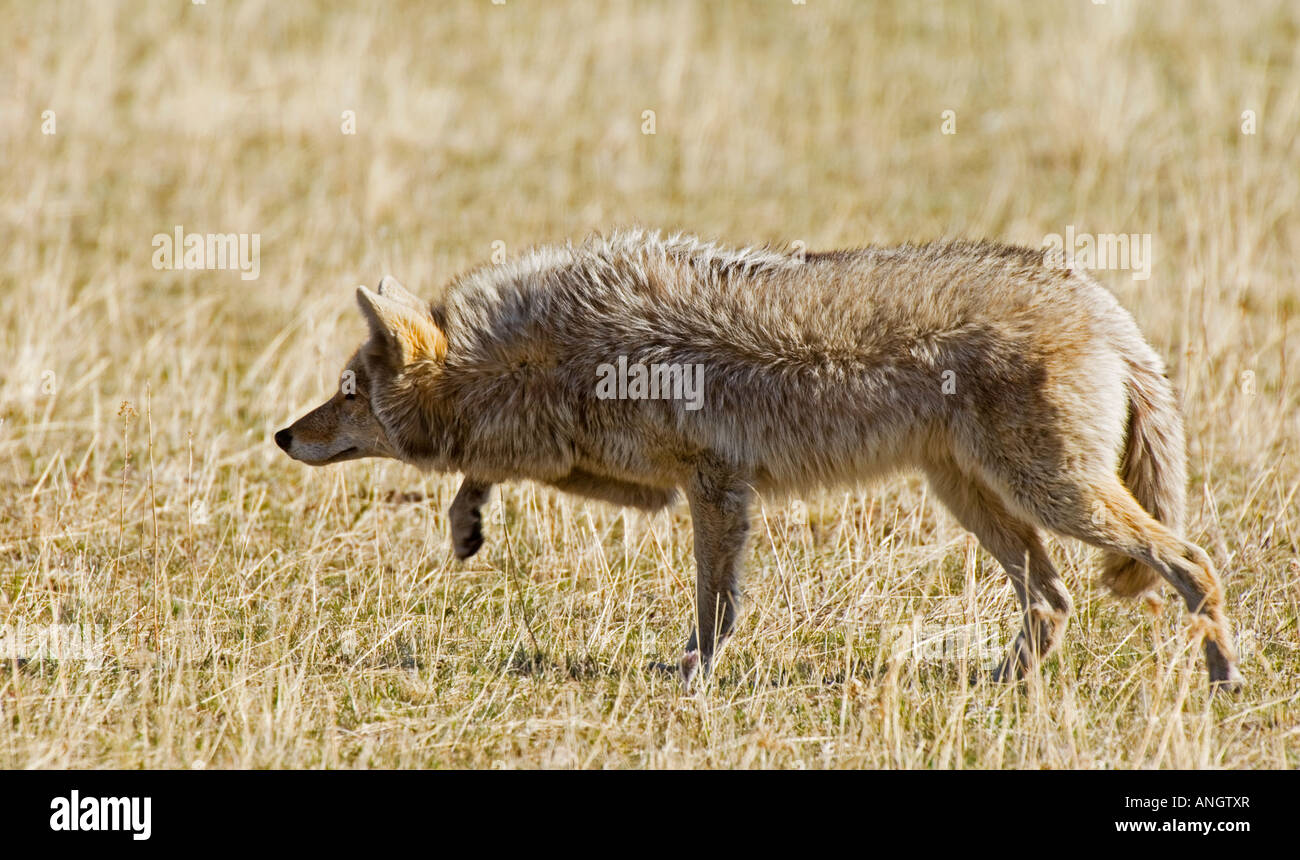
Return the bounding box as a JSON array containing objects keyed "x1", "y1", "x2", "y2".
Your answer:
[
  {"x1": 276, "y1": 231, "x2": 1241, "y2": 691},
  {"x1": 1102, "y1": 355, "x2": 1187, "y2": 598}
]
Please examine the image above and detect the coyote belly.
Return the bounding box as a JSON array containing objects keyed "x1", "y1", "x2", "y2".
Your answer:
[{"x1": 276, "y1": 230, "x2": 1241, "y2": 691}]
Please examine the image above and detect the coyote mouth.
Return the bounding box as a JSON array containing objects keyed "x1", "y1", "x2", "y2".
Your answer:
[{"x1": 299, "y1": 446, "x2": 359, "y2": 466}]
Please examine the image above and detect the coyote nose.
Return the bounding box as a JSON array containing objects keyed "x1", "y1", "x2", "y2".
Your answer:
[{"x1": 274, "y1": 428, "x2": 293, "y2": 450}]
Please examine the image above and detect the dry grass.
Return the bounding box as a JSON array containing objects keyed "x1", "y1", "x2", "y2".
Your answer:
[{"x1": 1, "y1": 0, "x2": 1297, "y2": 768}]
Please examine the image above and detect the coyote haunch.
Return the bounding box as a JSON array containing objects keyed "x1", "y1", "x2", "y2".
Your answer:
[{"x1": 276, "y1": 230, "x2": 1241, "y2": 690}]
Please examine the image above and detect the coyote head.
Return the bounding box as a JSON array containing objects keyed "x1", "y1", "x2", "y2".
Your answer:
[{"x1": 275, "y1": 276, "x2": 448, "y2": 467}]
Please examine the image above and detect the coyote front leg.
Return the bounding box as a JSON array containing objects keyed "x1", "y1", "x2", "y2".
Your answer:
[
  {"x1": 449, "y1": 479, "x2": 493, "y2": 559},
  {"x1": 680, "y1": 461, "x2": 753, "y2": 687}
]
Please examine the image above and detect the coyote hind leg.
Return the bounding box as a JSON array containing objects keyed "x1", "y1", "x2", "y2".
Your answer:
[
  {"x1": 924, "y1": 457, "x2": 1073, "y2": 681},
  {"x1": 1046, "y1": 479, "x2": 1241, "y2": 691}
]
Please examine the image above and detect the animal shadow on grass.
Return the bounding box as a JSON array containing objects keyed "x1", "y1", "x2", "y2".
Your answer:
[
  {"x1": 645, "y1": 652, "x2": 1030, "y2": 692},
  {"x1": 502, "y1": 647, "x2": 619, "y2": 682},
  {"x1": 646, "y1": 654, "x2": 890, "y2": 691}
]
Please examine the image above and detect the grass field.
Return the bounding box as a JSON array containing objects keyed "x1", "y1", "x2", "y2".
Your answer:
[{"x1": 1, "y1": 0, "x2": 1297, "y2": 768}]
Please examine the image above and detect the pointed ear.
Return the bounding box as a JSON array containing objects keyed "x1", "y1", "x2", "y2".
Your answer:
[
  {"x1": 375, "y1": 275, "x2": 427, "y2": 312},
  {"x1": 356, "y1": 285, "x2": 448, "y2": 365}
]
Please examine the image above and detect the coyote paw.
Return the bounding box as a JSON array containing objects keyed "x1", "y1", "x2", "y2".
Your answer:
[
  {"x1": 453, "y1": 519, "x2": 484, "y2": 560},
  {"x1": 680, "y1": 650, "x2": 701, "y2": 691},
  {"x1": 990, "y1": 657, "x2": 1019, "y2": 684},
  {"x1": 1206, "y1": 643, "x2": 1243, "y2": 695},
  {"x1": 1211, "y1": 668, "x2": 1244, "y2": 696}
]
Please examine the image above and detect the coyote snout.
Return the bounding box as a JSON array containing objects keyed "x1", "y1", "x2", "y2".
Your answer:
[
  {"x1": 275, "y1": 232, "x2": 1242, "y2": 693},
  {"x1": 275, "y1": 334, "x2": 398, "y2": 465},
  {"x1": 275, "y1": 391, "x2": 386, "y2": 465}
]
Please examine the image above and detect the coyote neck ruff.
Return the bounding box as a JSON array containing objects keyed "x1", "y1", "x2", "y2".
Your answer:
[{"x1": 276, "y1": 229, "x2": 1241, "y2": 691}]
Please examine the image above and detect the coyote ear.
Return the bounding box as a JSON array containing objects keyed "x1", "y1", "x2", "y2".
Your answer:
[
  {"x1": 375, "y1": 275, "x2": 427, "y2": 312},
  {"x1": 356, "y1": 285, "x2": 448, "y2": 365}
]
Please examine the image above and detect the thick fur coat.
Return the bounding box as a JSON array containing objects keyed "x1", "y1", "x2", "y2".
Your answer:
[{"x1": 277, "y1": 230, "x2": 1240, "y2": 689}]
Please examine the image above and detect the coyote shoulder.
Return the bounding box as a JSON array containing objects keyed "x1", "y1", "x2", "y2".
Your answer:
[{"x1": 276, "y1": 230, "x2": 1240, "y2": 690}]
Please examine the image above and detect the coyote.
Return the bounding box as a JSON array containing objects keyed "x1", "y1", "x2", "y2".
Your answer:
[{"x1": 276, "y1": 230, "x2": 1241, "y2": 690}]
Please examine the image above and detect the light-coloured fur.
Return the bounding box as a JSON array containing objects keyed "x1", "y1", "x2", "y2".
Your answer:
[{"x1": 276, "y1": 230, "x2": 1241, "y2": 690}]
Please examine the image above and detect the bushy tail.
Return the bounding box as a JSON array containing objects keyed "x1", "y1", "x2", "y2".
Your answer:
[{"x1": 1102, "y1": 357, "x2": 1188, "y2": 598}]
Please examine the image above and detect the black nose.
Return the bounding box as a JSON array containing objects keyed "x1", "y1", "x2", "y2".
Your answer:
[{"x1": 274, "y1": 428, "x2": 293, "y2": 450}]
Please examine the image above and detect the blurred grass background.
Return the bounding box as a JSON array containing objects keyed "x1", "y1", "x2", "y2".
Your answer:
[{"x1": 0, "y1": 0, "x2": 1297, "y2": 767}]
